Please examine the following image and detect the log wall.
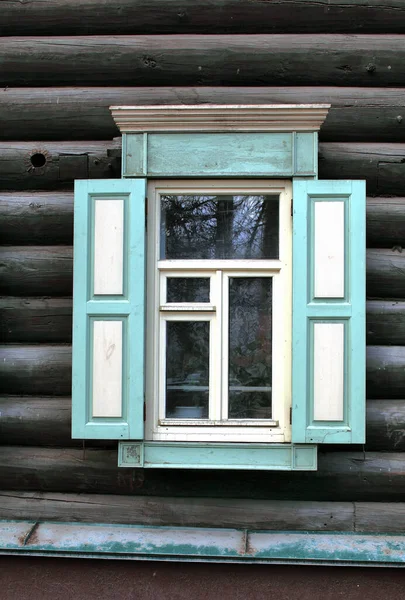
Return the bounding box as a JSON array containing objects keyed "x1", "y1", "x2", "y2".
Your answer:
[{"x1": 1, "y1": 1, "x2": 405, "y2": 533}]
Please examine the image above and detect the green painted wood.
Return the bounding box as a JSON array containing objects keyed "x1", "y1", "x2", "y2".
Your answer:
[
  {"x1": 292, "y1": 180, "x2": 366, "y2": 444},
  {"x1": 1, "y1": 521, "x2": 405, "y2": 565},
  {"x1": 72, "y1": 179, "x2": 146, "y2": 439},
  {"x1": 118, "y1": 442, "x2": 318, "y2": 471},
  {"x1": 123, "y1": 132, "x2": 317, "y2": 178}
]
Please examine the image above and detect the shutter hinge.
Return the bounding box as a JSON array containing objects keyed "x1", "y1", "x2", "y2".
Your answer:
[
  {"x1": 291, "y1": 198, "x2": 293, "y2": 217},
  {"x1": 144, "y1": 401, "x2": 146, "y2": 422},
  {"x1": 289, "y1": 406, "x2": 292, "y2": 425},
  {"x1": 145, "y1": 198, "x2": 148, "y2": 229}
]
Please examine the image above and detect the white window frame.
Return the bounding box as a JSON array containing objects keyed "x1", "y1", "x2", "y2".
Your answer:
[{"x1": 145, "y1": 179, "x2": 292, "y2": 443}]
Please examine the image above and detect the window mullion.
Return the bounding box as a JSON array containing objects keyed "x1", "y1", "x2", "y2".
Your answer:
[{"x1": 221, "y1": 272, "x2": 229, "y2": 421}]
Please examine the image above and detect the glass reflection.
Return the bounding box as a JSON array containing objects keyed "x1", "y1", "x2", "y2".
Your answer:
[
  {"x1": 167, "y1": 278, "x2": 210, "y2": 303},
  {"x1": 161, "y1": 194, "x2": 279, "y2": 260}
]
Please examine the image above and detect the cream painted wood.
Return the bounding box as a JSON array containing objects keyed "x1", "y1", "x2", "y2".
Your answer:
[
  {"x1": 314, "y1": 201, "x2": 345, "y2": 299},
  {"x1": 313, "y1": 323, "x2": 344, "y2": 422},
  {"x1": 110, "y1": 104, "x2": 330, "y2": 133},
  {"x1": 145, "y1": 179, "x2": 292, "y2": 443},
  {"x1": 94, "y1": 199, "x2": 124, "y2": 295},
  {"x1": 92, "y1": 320, "x2": 123, "y2": 418}
]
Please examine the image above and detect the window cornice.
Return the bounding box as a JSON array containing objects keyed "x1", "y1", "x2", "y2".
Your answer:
[{"x1": 110, "y1": 104, "x2": 330, "y2": 134}]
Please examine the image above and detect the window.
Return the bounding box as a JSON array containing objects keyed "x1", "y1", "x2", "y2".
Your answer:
[
  {"x1": 71, "y1": 104, "x2": 366, "y2": 470},
  {"x1": 146, "y1": 180, "x2": 292, "y2": 443}
]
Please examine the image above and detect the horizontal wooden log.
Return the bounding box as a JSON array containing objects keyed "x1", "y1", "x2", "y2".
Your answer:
[
  {"x1": 318, "y1": 143, "x2": 405, "y2": 196},
  {"x1": 0, "y1": 141, "x2": 120, "y2": 191},
  {"x1": 2, "y1": 87, "x2": 405, "y2": 142},
  {"x1": 0, "y1": 344, "x2": 403, "y2": 401},
  {"x1": 2, "y1": 192, "x2": 404, "y2": 248},
  {"x1": 366, "y1": 346, "x2": 405, "y2": 399},
  {"x1": 0, "y1": 346, "x2": 71, "y2": 396},
  {"x1": 0, "y1": 192, "x2": 73, "y2": 245},
  {"x1": 367, "y1": 399, "x2": 405, "y2": 452},
  {"x1": 0, "y1": 247, "x2": 73, "y2": 296},
  {"x1": 366, "y1": 249, "x2": 405, "y2": 299},
  {"x1": 0, "y1": 447, "x2": 403, "y2": 501},
  {"x1": 0, "y1": 492, "x2": 354, "y2": 531},
  {"x1": 366, "y1": 301, "x2": 405, "y2": 345},
  {"x1": 0, "y1": 141, "x2": 404, "y2": 195},
  {"x1": 367, "y1": 197, "x2": 405, "y2": 247},
  {"x1": 2, "y1": 0, "x2": 405, "y2": 36},
  {"x1": 1, "y1": 35, "x2": 404, "y2": 88},
  {"x1": 2, "y1": 246, "x2": 404, "y2": 299},
  {"x1": 1, "y1": 491, "x2": 404, "y2": 534},
  {"x1": 0, "y1": 298, "x2": 72, "y2": 344},
  {"x1": 0, "y1": 395, "x2": 403, "y2": 452},
  {"x1": 2, "y1": 298, "x2": 404, "y2": 345}
]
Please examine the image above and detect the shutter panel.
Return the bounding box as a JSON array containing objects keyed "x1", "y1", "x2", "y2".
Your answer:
[
  {"x1": 292, "y1": 180, "x2": 366, "y2": 444},
  {"x1": 72, "y1": 179, "x2": 146, "y2": 439}
]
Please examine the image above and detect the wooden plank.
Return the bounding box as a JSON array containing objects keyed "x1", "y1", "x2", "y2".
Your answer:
[
  {"x1": 0, "y1": 297, "x2": 72, "y2": 344},
  {"x1": 0, "y1": 346, "x2": 71, "y2": 396},
  {"x1": 0, "y1": 447, "x2": 403, "y2": 500},
  {"x1": 1, "y1": 192, "x2": 403, "y2": 247},
  {"x1": 355, "y1": 502, "x2": 405, "y2": 533},
  {"x1": 366, "y1": 249, "x2": 405, "y2": 299},
  {"x1": 366, "y1": 197, "x2": 405, "y2": 248},
  {"x1": 1, "y1": 0, "x2": 404, "y2": 35},
  {"x1": 0, "y1": 141, "x2": 120, "y2": 191},
  {"x1": 366, "y1": 300, "x2": 405, "y2": 345},
  {"x1": 0, "y1": 247, "x2": 73, "y2": 296},
  {"x1": 0, "y1": 491, "x2": 354, "y2": 531},
  {"x1": 93, "y1": 199, "x2": 124, "y2": 295},
  {"x1": 2, "y1": 87, "x2": 404, "y2": 142},
  {"x1": 1, "y1": 35, "x2": 404, "y2": 88},
  {"x1": 366, "y1": 346, "x2": 405, "y2": 399},
  {"x1": 92, "y1": 321, "x2": 123, "y2": 418}
]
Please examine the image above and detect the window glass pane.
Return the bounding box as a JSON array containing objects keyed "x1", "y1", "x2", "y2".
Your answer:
[
  {"x1": 161, "y1": 194, "x2": 279, "y2": 260},
  {"x1": 228, "y1": 277, "x2": 272, "y2": 419},
  {"x1": 166, "y1": 321, "x2": 209, "y2": 418},
  {"x1": 167, "y1": 278, "x2": 210, "y2": 303}
]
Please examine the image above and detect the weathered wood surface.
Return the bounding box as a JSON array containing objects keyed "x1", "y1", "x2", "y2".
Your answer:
[
  {"x1": 0, "y1": 298, "x2": 72, "y2": 344},
  {"x1": 318, "y1": 143, "x2": 405, "y2": 196},
  {"x1": 0, "y1": 346, "x2": 71, "y2": 396},
  {"x1": 0, "y1": 247, "x2": 73, "y2": 296},
  {"x1": 0, "y1": 492, "x2": 353, "y2": 531},
  {"x1": 1, "y1": 492, "x2": 404, "y2": 534},
  {"x1": 0, "y1": 193, "x2": 73, "y2": 245},
  {"x1": 366, "y1": 301, "x2": 405, "y2": 345},
  {"x1": 0, "y1": 141, "x2": 404, "y2": 194},
  {"x1": 1, "y1": 35, "x2": 404, "y2": 88},
  {"x1": 0, "y1": 447, "x2": 404, "y2": 501},
  {"x1": 366, "y1": 346, "x2": 405, "y2": 399},
  {"x1": 2, "y1": 298, "x2": 404, "y2": 345},
  {"x1": 366, "y1": 249, "x2": 405, "y2": 299},
  {"x1": 0, "y1": 141, "x2": 120, "y2": 191},
  {"x1": 0, "y1": 344, "x2": 403, "y2": 399},
  {"x1": 367, "y1": 400, "x2": 405, "y2": 452},
  {"x1": 2, "y1": 192, "x2": 403, "y2": 247},
  {"x1": 2, "y1": 87, "x2": 405, "y2": 142},
  {"x1": 366, "y1": 197, "x2": 405, "y2": 247},
  {"x1": 2, "y1": 1, "x2": 405, "y2": 35},
  {"x1": 1, "y1": 396, "x2": 403, "y2": 452}
]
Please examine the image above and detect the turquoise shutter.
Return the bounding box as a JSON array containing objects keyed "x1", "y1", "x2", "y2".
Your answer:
[
  {"x1": 292, "y1": 180, "x2": 366, "y2": 444},
  {"x1": 72, "y1": 179, "x2": 146, "y2": 439}
]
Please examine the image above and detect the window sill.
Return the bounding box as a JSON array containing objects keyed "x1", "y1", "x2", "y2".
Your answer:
[{"x1": 118, "y1": 442, "x2": 317, "y2": 471}]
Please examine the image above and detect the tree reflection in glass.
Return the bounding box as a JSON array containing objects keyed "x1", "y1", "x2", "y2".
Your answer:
[
  {"x1": 228, "y1": 278, "x2": 272, "y2": 419},
  {"x1": 161, "y1": 195, "x2": 279, "y2": 260}
]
